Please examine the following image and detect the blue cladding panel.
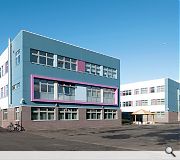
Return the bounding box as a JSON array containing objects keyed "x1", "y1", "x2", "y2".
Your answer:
[
  {"x1": 11, "y1": 31, "x2": 23, "y2": 106},
  {"x1": 19, "y1": 31, "x2": 120, "y2": 108},
  {"x1": 166, "y1": 78, "x2": 180, "y2": 112}
]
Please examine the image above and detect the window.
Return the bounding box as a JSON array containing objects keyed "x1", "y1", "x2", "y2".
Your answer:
[
  {"x1": 85, "y1": 63, "x2": 100, "y2": 76},
  {"x1": 4, "y1": 85, "x2": 8, "y2": 97},
  {"x1": 58, "y1": 108, "x2": 78, "y2": 120},
  {"x1": 103, "y1": 88, "x2": 115, "y2": 104},
  {"x1": 31, "y1": 107, "x2": 55, "y2": 120},
  {"x1": 104, "y1": 109, "x2": 117, "y2": 119},
  {"x1": 151, "y1": 99, "x2": 165, "y2": 105},
  {"x1": 134, "y1": 89, "x2": 139, "y2": 95},
  {"x1": 58, "y1": 83, "x2": 75, "y2": 101},
  {"x1": 87, "y1": 87, "x2": 101, "y2": 103},
  {"x1": 5, "y1": 61, "x2": 8, "y2": 74},
  {"x1": 3, "y1": 109, "x2": 8, "y2": 120},
  {"x1": 141, "y1": 88, "x2": 148, "y2": 94},
  {"x1": 121, "y1": 90, "x2": 131, "y2": 96},
  {"x1": 103, "y1": 67, "x2": 117, "y2": 79},
  {"x1": 142, "y1": 100, "x2": 148, "y2": 106},
  {"x1": 157, "y1": 86, "x2": 165, "y2": 92},
  {"x1": 34, "y1": 79, "x2": 54, "y2": 100},
  {"x1": 0, "y1": 87, "x2": 3, "y2": 98},
  {"x1": 136, "y1": 100, "x2": 148, "y2": 106},
  {"x1": 30, "y1": 49, "x2": 54, "y2": 67},
  {"x1": 86, "y1": 109, "x2": 102, "y2": 120},
  {"x1": 156, "y1": 112, "x2": 165, "y2": 118},
  {"x1": 1, "y1": 65, "x2": 4, "y2": 77},
  {"x1": 122, "y1": 101, "x2": 132, "y2": 107},
  {"x1": 15, "y1": 49, "x2": 20, "y2": 65},
  {"x1": 150, "y1": 87, "x2": 155, "y2": 93},
  {"x1": 57, "y1": 55, "x2": 77, "y2": 71},
  {"x1": 12, "y1": 82, "x2": 20, "y2": 91},
  {"x1": 15, "y1": 108, "x2": 20, "y2": 121}
]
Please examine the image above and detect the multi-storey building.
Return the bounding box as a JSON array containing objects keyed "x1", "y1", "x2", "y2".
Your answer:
[
  {"x1": 0, "y1": 30, "x2": 121, "y2": 130},
  {"x1": 120, "y1": 78, "x2": 180, "y2": 123}
]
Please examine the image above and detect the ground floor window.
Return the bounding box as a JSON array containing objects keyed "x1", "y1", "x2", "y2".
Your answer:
[
  {"x1": 104, "y1": 109, "x2": 117, "y2": 119},
  {"x1": 86, "y1": 109, "x2": 102, "y2": 120},
  {"x1": 156, "y1": 112, "x2": 165, "y2": 118},
  {"x1": 15, "y1": 107, "x2": 20, "y2": 121},
  {"x1": 58, "y1": 108, "x2": 78, "y2": 120},
  {"x1": 3, "y1": 109, "x2": 8, "y2": 120},
  {"x1": 31, "y1": 107, "x2": 55, "y2": 120}
]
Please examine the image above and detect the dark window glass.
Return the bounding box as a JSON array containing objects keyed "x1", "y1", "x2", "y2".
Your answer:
[
  {"x1": 41, "y1": 84, "x2": 47, "y2": 92},
  {"x1": 71, "y1": 64, "x2": 76, "y2": 71},
  {"x1": 30, "y1": 54, "x2": 38, "y2": 63},
  {"x1": 58, "y1": 61, "x2": 64, "y2": 68},
  {"x1": 47, "y1": 59, "x2": 53, "y2": 66},
  {"x1": 39, "y1": 56, "x2": 46, "y2": 65},
  {"x1": 65, "y1": 62, "x2": 70, "y2": 69},
  {"x1": 39, "y1": 51, "x2": 46, "y2": 56},
  {"x1": 64, "y1": 86, "x2": 70, "y2": 95}
]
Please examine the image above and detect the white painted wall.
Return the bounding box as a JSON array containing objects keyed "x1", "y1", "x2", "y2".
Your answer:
[
  {"x1": 120, "y1": 78, "x2": 166, "y2": 112},
  {"x1": 0, "y1": 48, "x2": 9, "y2": 109}
]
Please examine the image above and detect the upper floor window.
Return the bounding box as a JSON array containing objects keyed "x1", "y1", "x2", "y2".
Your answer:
[
  {"x1": 103, "y1": 88, "x2": 115, "y2": 104},
  {"x1": 134, "y1": 89, "x2": 139, "y2": 95},
  {"x1": 87, "y1": 87, "x2": 101, "y2": 103},
  {"x1": 157, "y1": 85, "x2": 165, "y2": 92},
  {"x1": 15, "y1": 49, "x2": 20, "y2": 65},
  {"x1": 150, "y1": 87, "x2": 155, "y2": 93},
  {"x1": 103, "y1": 67, "x2": 117, "y2": 79},
  {"x1": 5, "y1": 61, "x2": 8, "y2": 74},
  {"x1": 121, "y1": 90, "x2": 131, "y2": 96},
  {"x1": 12, "y1": 82, "x2": 20, "y2": 90},
  {"x1": 85, "y1": 63, "x2": 100, "y2": 76},
  {"x1": 57, "y1": 56, "x2": 77, "y2": 71},
  {"x1": 136, "y1": 100, "x2": 148, "y2": 106},
  {"x1": 58, "y1": 82, "x2": 75, "y2": 101},
  {"x1": 151, "y1": 99, "x2": 165, "y2": 105},
  {"x1": 141, "y1": 88, "x2": 148, "y2": 94},
  {"x1": 34, "y1": 79, "x2": 54, "y2": 100},
  {"x1": 122, "y1": 101, "x2": 132, "y2": 107},
  {"x1": 30, "y1": 49, "x2": 54, "y2": 67}
]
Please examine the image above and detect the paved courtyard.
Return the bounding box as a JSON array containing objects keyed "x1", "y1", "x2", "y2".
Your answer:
[{"x1": 0, "y1": 123, "x2": 179, "y2": 151}]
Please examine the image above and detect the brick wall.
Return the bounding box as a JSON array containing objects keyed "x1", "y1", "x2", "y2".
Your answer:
[
  {"x1": 0, "y1": 110, "x2": 2, "y2": 127},
  {"x1": 21, "y1": 106, "x2": 122, "y2": 130},
  {"x1": 168, "y1": 112, "x2": 178, "y2": 123}
]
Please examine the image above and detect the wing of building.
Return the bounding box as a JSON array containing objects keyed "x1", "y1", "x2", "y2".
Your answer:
[
  {"x1": 0, "y1": 30, "x2": 121, "y2": 130},
  {"x1": 120, "y1": 78, "x2": 180, "y2": 123}
]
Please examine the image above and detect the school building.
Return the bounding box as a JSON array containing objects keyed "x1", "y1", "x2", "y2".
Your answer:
[{"x1": 0, "y1": 30, "x2": 121, "y2": 130}]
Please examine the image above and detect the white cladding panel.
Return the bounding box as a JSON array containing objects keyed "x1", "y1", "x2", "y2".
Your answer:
[
  {"x1": 0, "y1": 48, "x2": 9, "y2": 109},
  {"x1": 120, "y1": 78, "x2": 166, "y2": 112}
]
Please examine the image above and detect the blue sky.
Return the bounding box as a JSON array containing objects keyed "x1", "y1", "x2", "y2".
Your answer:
[{"x1": 0, "y1": 0, "x2": 179, "y2": 83}]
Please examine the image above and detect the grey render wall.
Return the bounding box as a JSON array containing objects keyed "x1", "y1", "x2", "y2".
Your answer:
[
  {"x1": 166, "y1": 78, "x2": 180, "y2": 112},
  {"x1": 16, "y1": 31, "x2": 120, "y2": 108}
]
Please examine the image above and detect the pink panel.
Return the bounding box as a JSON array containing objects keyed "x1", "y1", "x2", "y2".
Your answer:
[{"x1": 77, "y1": 60, "x2": 85, "y2": 72}]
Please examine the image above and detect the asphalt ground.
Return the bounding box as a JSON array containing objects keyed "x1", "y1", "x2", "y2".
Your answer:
[{"x1": 0, "y1": 123, "x2": 179, "y2": 151}]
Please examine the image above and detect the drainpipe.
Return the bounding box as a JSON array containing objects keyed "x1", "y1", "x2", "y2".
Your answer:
[{"x1": 8, "y1": 38, "x2": 12, "y2": 107}]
